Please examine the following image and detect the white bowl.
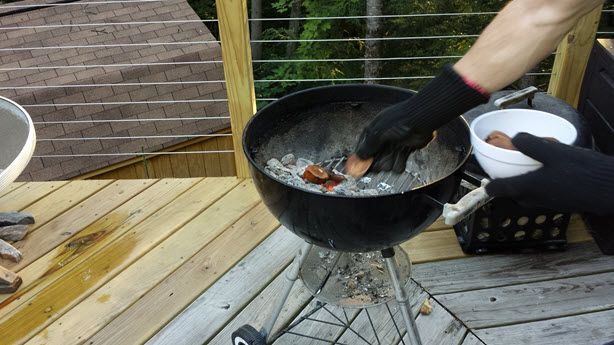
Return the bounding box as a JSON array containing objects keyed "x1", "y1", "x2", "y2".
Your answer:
[{"x1": 470, "y1": 109, "x2": 577, "y2": 179}]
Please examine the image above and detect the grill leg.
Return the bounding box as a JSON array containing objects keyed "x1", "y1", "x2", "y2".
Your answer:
[
  {"x1": 382, "y1": 248, "x2": 422, "y2": 345},
  {"x1": 261, "y1": 240, "x2": 313, "y2": 341}
]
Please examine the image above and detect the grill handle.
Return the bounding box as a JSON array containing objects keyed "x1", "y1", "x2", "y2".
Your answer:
[
  {"x1": 493, "y1": 86, "x2": 538, "y2": 109},
  {"x1": 443, "y1": 179, "x2": 492, "y2": 225}
]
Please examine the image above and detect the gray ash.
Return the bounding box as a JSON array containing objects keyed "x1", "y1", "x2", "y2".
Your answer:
[{"x1": 265, "y1": 153, "x2": 384, "y2": 196}]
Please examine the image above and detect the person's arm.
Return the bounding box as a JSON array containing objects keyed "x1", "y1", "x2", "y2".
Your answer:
[
  {"x1": 348, "y1": 0, "x2": 606, "y2": 177},
  {"x1": 454, "y1": 0, "x2": 603, "y2": 92}
]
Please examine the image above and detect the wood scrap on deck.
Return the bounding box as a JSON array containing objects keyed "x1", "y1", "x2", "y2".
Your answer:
[
  {"x1": 0, "y1": 265, "x2": 21, "y2": 294},
  {"x1": 0, "y1": 239, "x2": 21, "y2": 263}
]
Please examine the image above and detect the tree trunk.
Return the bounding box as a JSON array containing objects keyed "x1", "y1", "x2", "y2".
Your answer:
[
  {"x1": 364, "y1": 0, "x2": 382, "y2": 83},
  {"x1": 250, "y1": 0, "x2": 263, "y2": 61},
  {"x1": 286, "y1": 0, "x2": 302, "y2": 57}
]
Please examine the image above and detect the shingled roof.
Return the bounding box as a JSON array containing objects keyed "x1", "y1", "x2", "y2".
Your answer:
[{"x1": 0, "y1": 0, "x2": 230, "y2": 181}]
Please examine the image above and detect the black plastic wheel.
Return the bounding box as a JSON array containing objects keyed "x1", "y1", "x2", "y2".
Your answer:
[{"x1": 231, "y1": 324, "x2": 266, "y2": 345}]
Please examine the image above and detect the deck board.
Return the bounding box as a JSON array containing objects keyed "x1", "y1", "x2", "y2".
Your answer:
[
  {"x1": 413, "y1": 241, "x2": 614, "y2": 294},
  {"x1": 22, "y1": 180, "x2": 112, "y2": 234},
  {"x1": 0, "y1": 178, "x2": 238, "y2": 344},
  {"x1": 90, "y1": 202, "x2": 280, "y2": 345},
  {"x1": 476, "y1": 309, "x2": 614, "y2": 345},
  {"x1": 0, "y1": 179, "x2": 201, "y2": 316},
  {"x1": 0, "y1": 181, "x2": 69, "y2": 212},
  {"x1": 24, "y1": 179, "x2": 258, "y2": 345},
  {"x1": 148, "y1": 227, "x2": 301, "y2": 345},
  {"x1": 1, "y1": 180, "x2": 154, "y2": 272},
  {"x1": 436, "y1": 271, "x2": 614, "y2": 329},
  {"x1": 0, "y1": 182, "x2": 25, "y2": 198},
  {"x1": 0, "y1": 179, "x2": 609, "y2": 345}
]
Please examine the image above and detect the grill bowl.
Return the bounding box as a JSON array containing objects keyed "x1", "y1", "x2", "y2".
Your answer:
[{"x1": 243, "y1": 84, "x2": 471, "y2": 252}]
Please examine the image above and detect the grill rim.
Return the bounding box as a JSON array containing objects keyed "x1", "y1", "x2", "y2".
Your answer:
[{"x1": 243, "y1": 83, "x2": 473, "y2": 199}]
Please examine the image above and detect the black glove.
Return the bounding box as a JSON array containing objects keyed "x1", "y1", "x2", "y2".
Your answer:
[
  {"x1": 486, "y1": 133, "x2": 614, "y2": 216},
  {"x1": 355, "y1": 65, "x2": 489, "y2": 173}
]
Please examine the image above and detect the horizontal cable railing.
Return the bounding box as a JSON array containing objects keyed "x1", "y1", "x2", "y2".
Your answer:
[{"x1": 0, "y1": 1, "x2": 607, "y2": 180}]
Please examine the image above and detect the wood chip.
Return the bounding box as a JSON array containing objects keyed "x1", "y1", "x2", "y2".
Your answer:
[
  {"x1": 0, "y1": 239, "x2": 22, "y2": 263},
  {"x1": 420, "y1": 298, "x2": 433, "y2": 315},
  {"x1": 345, "y1": 154, "x2": 373, "y2": 178},
  {"x1": 0, "y1": 264, "x2": 19, "y2": 286},
  {"x1": 0, "y1": 224, "x2": 28, "y2": 241},
  {"x1": 0, "y1": 276, "x2": 22, "y2": 294},
  {"x1": 0, "y1": 212, "x2": 34, "y2": 227}
]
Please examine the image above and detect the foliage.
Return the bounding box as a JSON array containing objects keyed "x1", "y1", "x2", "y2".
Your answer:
[{"x1": 187, "y1": 0, "x2": 613, "y2": 105}]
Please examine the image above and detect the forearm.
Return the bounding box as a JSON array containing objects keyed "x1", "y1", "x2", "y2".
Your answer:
[{"x1": 454, "y1": 0, "x2": 603, "y2": 92}]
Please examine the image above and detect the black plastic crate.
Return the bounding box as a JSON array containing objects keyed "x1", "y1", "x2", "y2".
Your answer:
[{"x1": 452, "y1": 163, "x2": 570, "y2": 254}]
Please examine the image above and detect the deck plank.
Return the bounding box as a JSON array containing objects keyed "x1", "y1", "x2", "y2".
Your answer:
[
  {"x1": 90, "y1": 202, "x2": 281, "y2": 345},
  {"x1": 402, "y1": 229, "x2": 466, "y2": 264},
  {"x1": 208, "y1": 266, "x2": 313, "y2": 344},
  {"x1": 462, "y1": 332, "x2": 486, "y2": 345},
  {"x1": 274, "y1": 302, "x2": 361, "y2": 345},
  {"x1": 0, "y1": 179, "x2": 201, "y2": 315},
  {"x1": 398, "y1": 298, "x2": 467, "y2": 345},
  {"x1": 0, "y1": 180, "x2": 155, "y2": 272},
  {"x1": 0, "y1": 181, "x2": 69, "y2": 212},
  {"x1": 147, "y1": 227, "x2": 301, "y2": 345},
  {"x1": 476, "y1": 309, "x2": 614, "y2": 345},
  {"x1": 24, "y1": 180, "x2": 113, "y2": 233},
  {"x1": 0, "y1": 182, "x2": 25, "y2": 198},
  {"x1": 334, "y1": 284, "x2": 428, "y2": 345},
  {"x1": 0, "y1": 178, "x2": 240, "y2": 345},
  {"x1": 436, "y1": 271, "x2": 614, "y2": 329},
  {"x1": 413, "y1": 241, "x2": 614, "y2": 294},
  {"x1": 24, "y1": 180, "x2": 260, "y2": 345}
]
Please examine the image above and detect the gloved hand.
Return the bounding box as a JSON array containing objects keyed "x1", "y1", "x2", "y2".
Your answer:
[
  {"x1": 486, "y1": 133, "x2": 614, "y2": 216},
  {"x1": 354, "y1": 65, "x2": 489, "y2": 173}
]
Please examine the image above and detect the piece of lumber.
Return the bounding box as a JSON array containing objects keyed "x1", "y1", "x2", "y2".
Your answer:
[
  {"x1": 436, "y1": 271, "x2": 614, "y2": 329},
  {"x1": 23, "y1": 180, "x2": 112, "y2": 234},
  {"x1": 275, "y1": 302, "x2": 361, "y2": 345},
  {"x1": 201, "y1": 139, "x2": 222, "y2": 177},
  {"x1": 397, "y1": 298, "x2": 466, "y2": 345},
  {"x1": 0, "y1": 239, "x2": 21, "y2": 262},
  {"x1": 146, "y1": 227, "x2": 300, "y2": 345},
  {"x1": 0, "y1": 178, "x2": 202, "y2": 314},
  {"x1": 216, "y1": 0, "x2": 257, "y2": 178},
  {"x1": 334, "y1": 283, "x2": 429, "y2": 345},
  {"x1": 462, "y1": 332, "x2": 486, "y2": 345},
  {"x1": 0, "y1": 181, "x2": 69, "y2": 212},
  {"x1": 0, "y1": 264, "x2": 19, "y2": 286},
  {"x1": 548, "y1": 5, "x2": 603, "y2": 107},
  {"x1": 89, "y1": 202, "x2": 281, "y2": 345},
  {"x1": 0, "y1": 182, "x2": 25, "y2": 198},
  {"x1": 207, "y1": 267, "x2": 313, "y2": 344},
  {"x1": 0, "y1": 225, "x2": 28, "y2": 242},
  {"x1": 0, "y1": 179, "x2": 241, "y2": 344},
  {"x1": 402, "y1": 229, "x2": 466, "y2": 264},
  {"x1": 413, "y1": 241, "x2": 614, "y2": 294},
  {"x1": 476, "y1": 308, "x2": 614, "y2": 345},
  {"x1": 0, "y1": 180, "x2": 154, "y2": 272},
  {"x1": 0, "y1": 277, "x2": 22, "y2": 294},
  {"x1": 22, "y1": 180, "x2": 260, "y2": 345},
  {"x1": 0, "y1": 212, "x2": 34, "y2": 226}
]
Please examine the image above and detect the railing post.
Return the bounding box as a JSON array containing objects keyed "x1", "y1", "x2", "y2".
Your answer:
[
  {"x1": 216, "y1": 0, "x2": 257, "y2": 178},
  {"x1": 548, "y1": 5, "x2": 602, "y2": 108}
]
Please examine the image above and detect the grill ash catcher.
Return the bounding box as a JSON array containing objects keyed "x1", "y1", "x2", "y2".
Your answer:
[{"x1": 232, "y1": 85, "x2": 589, "y2": 345}]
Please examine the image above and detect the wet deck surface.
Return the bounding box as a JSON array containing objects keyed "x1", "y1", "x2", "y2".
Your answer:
[{"x1": 0, "y1": 179, "x2": 611, "y2": 345}]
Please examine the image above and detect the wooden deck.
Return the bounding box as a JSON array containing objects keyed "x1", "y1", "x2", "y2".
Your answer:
[{"x1": 0, "y1": 178, "x2": 612, "y2": 345}]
